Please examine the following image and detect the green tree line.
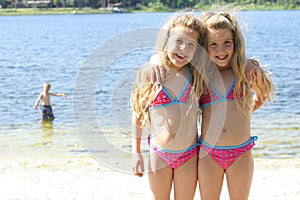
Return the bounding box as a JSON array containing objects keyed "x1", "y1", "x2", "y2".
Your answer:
[{"x1": 1, "y1": 0, "x2": 299, "y2": 9}]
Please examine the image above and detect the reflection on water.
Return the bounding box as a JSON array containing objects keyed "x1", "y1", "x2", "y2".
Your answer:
[
  {"x1": 41, "y1": 120, "x2": 53, "y2": 146},
  {"x1": 42, "y1": 120, "x2": 53, "y2": 132}
]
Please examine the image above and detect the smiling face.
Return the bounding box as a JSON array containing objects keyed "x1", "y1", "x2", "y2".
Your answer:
[
  {"x1": 166, "y1": 25, "x2": 199, "y2": 70},
  {"x1": 206, "y1": 28, "x2": 234, "y2": 69}
]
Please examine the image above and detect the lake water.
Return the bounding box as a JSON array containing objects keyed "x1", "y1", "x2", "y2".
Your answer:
[{"x1": 0, "y1": 11, "x2": 299, "y2": 168}]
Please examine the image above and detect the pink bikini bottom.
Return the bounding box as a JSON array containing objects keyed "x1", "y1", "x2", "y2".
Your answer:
[
  {"x1": 148, "y1": 136, "x2": 199, "y2": 169},
  {"x1": 199, "y1": 136, "x2": 258, "y2": 170}
]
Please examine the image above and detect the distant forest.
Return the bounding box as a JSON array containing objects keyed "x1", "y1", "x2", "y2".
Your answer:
[
  {"x1": 98, "y1": 0, "x2": 300, "y2": 9},
  {"x1": 1, "y1": 0, "x2": 300, "y2": 10}
]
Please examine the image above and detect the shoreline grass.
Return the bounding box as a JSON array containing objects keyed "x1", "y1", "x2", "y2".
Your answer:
[
  {"x1": 0, "y1": 8, "x2": 113, "y2": 16},
  {"x1": 0, "y1": 5, "x2": 299, "y2": 16}
]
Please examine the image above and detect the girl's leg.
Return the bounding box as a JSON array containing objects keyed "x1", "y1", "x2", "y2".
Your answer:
[
  {"x1": 148, "y1": 154, "x2": 173, "y2": 200},
  {"x1": 173, "y1": 155, "x2": 198, "y2": 200},
  {"x1": 198, "y1": 150, "x2": 224, "y2": 200},
  {"x1": 226, "y1": 150, "x2": 254, "y2": 200}
]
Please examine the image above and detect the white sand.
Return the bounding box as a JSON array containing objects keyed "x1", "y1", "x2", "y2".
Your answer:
[{"x1": 0, "y1": 157, "x2": 299, "y2": 199}]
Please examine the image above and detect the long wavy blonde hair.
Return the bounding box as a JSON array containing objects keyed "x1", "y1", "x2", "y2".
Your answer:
[
  {"x1": 131, "y1": 13, "x2": 208, "y2": 127},
  {"x1": 200, "y1": 11, "x2": 274, "y2": 115}
]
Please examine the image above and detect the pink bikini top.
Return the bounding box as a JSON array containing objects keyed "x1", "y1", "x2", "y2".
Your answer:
[
  {"x1": 199, "y1": 76, "x2": 243, "y2": 108},
  {"x1": 149, "y1": 67, "x2": 191, "y2": 109}
]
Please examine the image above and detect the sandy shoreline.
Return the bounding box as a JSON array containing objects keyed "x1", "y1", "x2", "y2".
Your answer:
[{"x1": 0, "y1": 156, "x2": 299, "y2": 199}]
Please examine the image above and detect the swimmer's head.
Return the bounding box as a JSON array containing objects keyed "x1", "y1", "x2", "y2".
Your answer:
[{"x1": 43, "y1": 82, "x2": 51, "y2": 92}]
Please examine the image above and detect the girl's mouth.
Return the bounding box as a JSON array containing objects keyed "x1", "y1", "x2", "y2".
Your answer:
[
  {"x1": 176, "y1": 53, "x2": 186, "y2": 60},
  {"x1": 216, "y1": 55, "x2": 227, "y2": 60}
]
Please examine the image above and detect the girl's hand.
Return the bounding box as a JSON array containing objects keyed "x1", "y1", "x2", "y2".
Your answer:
[
  {"x1": 149, "y1": 64, "x2": 166, "y2": 85},
  {"x1": 148, "y1": 54, "x2": 166, "y2": 85},
  {"x1": 246, "y1": 59, "x2": 271, "y2": 111},
  {"x1": 132, "y1": 153, "x2": 144, "y2": 177},
  {"x1": 245, "y1": 59, "x2": 258, "y2": 85}
]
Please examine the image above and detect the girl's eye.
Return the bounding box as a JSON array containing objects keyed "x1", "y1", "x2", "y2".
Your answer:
[
  {"x1": 224, "y1": 40, "x2": 233, "y2": 46},
  {"x1": 209, "y1": 43, "x2": 217, "y2": 49},
  {"x1": 188, "y1": 43, "x2": 196, "y2": 48},
  {"x1": 176, "y1": 39, "x2": 183, "y2": 45}
]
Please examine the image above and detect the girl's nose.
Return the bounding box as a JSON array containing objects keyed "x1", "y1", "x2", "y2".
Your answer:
[
  {"x1": 179, "y1": 43, "x2": 186, "y2": 50},
  {"x1": 216, "y1": 45, "x2": 225, "y2": 52}
]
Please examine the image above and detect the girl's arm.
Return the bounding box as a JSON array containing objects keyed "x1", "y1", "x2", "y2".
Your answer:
[
  {"x1": 246, "y1": 59, "x2": 274, "y2": 112},
  {"x1": 249, "y1": 69, "x2": 266, "y2": 111},
  {"x1": 132, "y1": 113, "x2": 144, "y2": 177}
]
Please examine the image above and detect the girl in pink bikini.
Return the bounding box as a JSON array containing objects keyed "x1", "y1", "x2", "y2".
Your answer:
[
  {"x1": 131, "y1": 13, "x2": 207, "y2": 199},
  {"x1": 148, "y1": 11, "x2": 275, "y2": 200},
  {"x1": 198, "y1": 11, "x2": 275, "y2": 199}
]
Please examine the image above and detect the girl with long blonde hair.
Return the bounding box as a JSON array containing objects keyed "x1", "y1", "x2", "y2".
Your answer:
[
  {"x1": 198, "y1": 11, "x2": 275, "y2": 199},
  {"x1": 131, "y1": 13, "x2": 207, "y2": 199}
]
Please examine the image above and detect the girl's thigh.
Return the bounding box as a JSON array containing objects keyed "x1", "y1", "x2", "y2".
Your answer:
[
  {"x1": 148, "y1": 154, "x2": 173, "y2": 200},
  {"x1": 173, "y1": 155, "x2": 198, "y2": 200},
  {"x1": 226, "y1": 150, "x2": 254, "y2": 200},
  {"x1": 198, "y1": 150, "x2": 225, "y2": 200}
]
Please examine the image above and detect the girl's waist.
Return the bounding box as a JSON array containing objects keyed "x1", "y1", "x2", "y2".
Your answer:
[
  {"x1": 200, "y1": 128, "x2": 251, "y2": 146},
  {"x1": 149, "y1": 125, "x2": 198, "y2": 137},
  {"x1": 148, "y1": 134, "x2": 198, "y2": 151},
  {"x1": 199, "y1": 135, "x2": 258, "y2": 148}
]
